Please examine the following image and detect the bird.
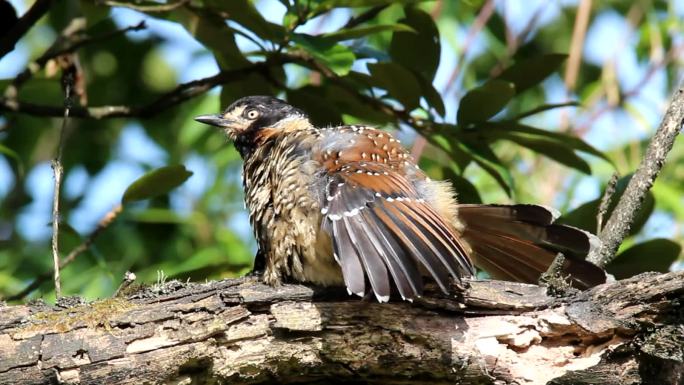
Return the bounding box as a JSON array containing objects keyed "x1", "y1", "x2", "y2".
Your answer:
[{"x1": 195, "y1": 95, "x2": 606, "y2": 302}]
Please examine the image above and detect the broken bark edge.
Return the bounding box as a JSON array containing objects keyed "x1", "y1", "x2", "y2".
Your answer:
[{"x1": 0, "y1": 272, "x2": 682, "y2": 385}]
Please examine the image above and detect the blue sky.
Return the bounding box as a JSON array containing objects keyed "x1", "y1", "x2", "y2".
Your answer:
[{"x1": 0, "y1": 0, "x2": 680, "y2": 249}]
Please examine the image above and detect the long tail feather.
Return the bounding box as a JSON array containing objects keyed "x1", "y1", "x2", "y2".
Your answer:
[{"x1": 457, "y1": 204, "x2": 606, "y2": 289}]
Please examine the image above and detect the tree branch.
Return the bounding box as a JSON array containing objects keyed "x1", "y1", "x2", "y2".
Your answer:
[
  {"x1": 0, "y1": 59, "x2": 288, "y2": 119},
  {"x1": 4, "y1": 20, "x2": 146, "y2": 98},
  {"x1": 0, "y1": 273, "x2": 682, "y2": 384},
  {"x1": 588, "y1": 85, "x2": 684, "y2": 266},
  {"x1": 0, "y1": 0, "x2": 54, "y2": 59}
]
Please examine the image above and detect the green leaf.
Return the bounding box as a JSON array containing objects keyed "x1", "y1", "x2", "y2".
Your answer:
[
  {"x1": 560, "y1": 174, "x2": 656, "y2": 235},
  {"x1": 608, "y1": 239, "x2": 681, "y2": 279},
  {"x1": 205, "y1": 0, "x2": 285, "y2": 41},
  {"x1": 512, "y1": 101, "x2": 580, "y2": 120},
  {"x1": 457, "y1": 139, "x2": 513, "y2": 196},
  {"x1": 389, "y1": 6, "x2": 440, "y2": 80},
  {"x1": 367, "y1": 62, "x2": 421, "y2": 110},
  {"x1": 122, "y1": 165, "x2": 193, "y2": 204},
  {"x1": 500, "y1": 134, "x2": 592, "y2": 174},
  {"x1": 291, "y1": 33, "x2": 356, "y2": 76},
  {"x1": 415, "y1": 74, "x2": 445, "y2": 116},
  {"x1": 443, "y1": 167, "x2": 482, "y2": 204},
  {"x1": 310, "y1": 0, "x2": 429, "y2": 14},
  {"x1": 130, "y1": 208, "x2": 186, "y2": 224},
  {"x1": 175, "y1": 9, "x2": 249, "y2": 69},
  {"x1": 457, "y1": 80, "x2": 516, "y2": 125},
  {"x1": 323, "y1": 83, "x2": 395, "y2": 124},
  {"x1": 497, "y1": 53, "x2": 567, "y2": 94},
  {"x1": 323, "y1": 24, "x2": 415, "y2": 41},
  {"x1": 0, "y1": 142, "x2": 23, "y2": 175},
  {"x1": 287, "y1": 86, "x2": 343, "y2": 127},
  {"x1": 504, "y1": 123, "x2": 612, "y2": 164},
  {"x1": 220, "y1": 73, "x2": 274, "y2": 109}
]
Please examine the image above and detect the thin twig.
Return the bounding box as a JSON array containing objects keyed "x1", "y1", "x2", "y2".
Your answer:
[
  {"x1": 5, "y1": 204, "x2": 123, "y2": 302},
  {"x1": 113, "y1": 271, "x2": 137, "y2": 297},
  {"x1": 50, "y1": 70, "x2": 75, "y2": 298},
  {"x1": 0, "y1": 0, "x2": 54, "y2": 59},
  {"x1": 588, "y1": 85, "x2": 684, "y2": 267},
  {"x1": 596, "y1": 172, "x2": 619, "y2": 234},
  {"x1": 538, "y1": 253, "x2": 574, "y2": 296}
]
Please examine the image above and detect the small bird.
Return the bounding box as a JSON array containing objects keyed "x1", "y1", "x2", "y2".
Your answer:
[{"x1": 195, "y1": 96, "x2": 605, "y2": 302}]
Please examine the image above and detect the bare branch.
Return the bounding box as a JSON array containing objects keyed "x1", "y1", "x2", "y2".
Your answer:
[
  {"x1": 0, "y1": 0, "x2": 54, "y2": 59},
  {"x1": 1, "y1": 273, "x2": 682, "y2": 384},
  {"x1": 50, "y1": 69, "x2": 75, "y2": 298},
  {"x1": 588, "y1": 85, "x2": 684, "y2": 267},
  {"x1": 596, "y1": 172, "x2": 619, "y2": 234}
]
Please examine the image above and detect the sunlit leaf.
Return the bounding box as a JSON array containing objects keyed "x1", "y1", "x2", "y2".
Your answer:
[
  {"x1": 122, "y1": 165, "x2": 193, "y2": 204},
  {"x1": 310, "y1": 0, "x2": 430, "y2": 14},
  {"x1": 291, "y1": 34, "x2": 355, "y2": 76},
  {"x1": 608, "y1": 239, "x2": 681, "y2": 279},
  {"x1": 323, "y1": 24, "x2": 414, "y2": 41}
]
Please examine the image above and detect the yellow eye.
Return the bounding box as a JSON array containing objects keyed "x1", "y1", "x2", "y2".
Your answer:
[{"x1": 245, "y1": 109, "x2": 260, "y2": 119}]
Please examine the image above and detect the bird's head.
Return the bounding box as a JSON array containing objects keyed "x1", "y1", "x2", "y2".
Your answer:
[{"x1": 195, "y1": 96, "x2": 307, "y2": 156}]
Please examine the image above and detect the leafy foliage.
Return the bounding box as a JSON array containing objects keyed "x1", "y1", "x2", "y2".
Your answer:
[{"x1": 0, "y1": 0, "x2": 681, "y2": 301}]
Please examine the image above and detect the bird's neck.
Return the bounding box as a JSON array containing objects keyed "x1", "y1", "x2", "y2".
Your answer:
[{"x1": 234, "y1": 117, "x2": 314, "y2": 159}]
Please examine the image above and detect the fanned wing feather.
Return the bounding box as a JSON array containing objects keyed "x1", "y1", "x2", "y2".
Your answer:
[
  {"x1": 344, "y1": 215, "x2": 391, "y2": 301},
  {"x1": 319, "y1": 158, "x2": 473, "y2": 300}
]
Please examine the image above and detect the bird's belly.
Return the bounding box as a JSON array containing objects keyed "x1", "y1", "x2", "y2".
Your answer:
[{"x1": 300, "y1": 230, "x2": 345, "y2": 286}]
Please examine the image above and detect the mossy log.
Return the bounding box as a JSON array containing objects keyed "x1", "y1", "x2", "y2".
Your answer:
[{"x1": 0, "y1": 272, "x2": 682, "y2": 385}]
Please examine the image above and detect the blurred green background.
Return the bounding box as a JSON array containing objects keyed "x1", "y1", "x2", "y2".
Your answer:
[{"x1": 1, "y1": 0, "x2": 683, "y2": 302}]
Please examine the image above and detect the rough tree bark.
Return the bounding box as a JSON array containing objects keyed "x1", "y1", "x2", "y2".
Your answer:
[{"x1": 1, "y1": 272, "x2": 683, "y2": 385}]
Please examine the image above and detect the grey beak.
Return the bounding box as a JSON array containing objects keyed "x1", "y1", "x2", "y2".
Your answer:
[{"x1": 194, "y1": 114, "x2": 233, "y2": 128}]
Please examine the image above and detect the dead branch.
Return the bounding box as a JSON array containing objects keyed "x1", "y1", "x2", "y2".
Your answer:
[
  {"x1": 589, "y1": 84, "x2": 684, "y2": 266},
  {"x1": 0, "y1": 272, "x2": 682, "y2": 385}
]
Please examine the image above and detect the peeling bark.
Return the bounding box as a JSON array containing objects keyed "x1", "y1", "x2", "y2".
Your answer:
[{"x1": 0, "y1": 272, "x2": 682, "y2": 385}]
